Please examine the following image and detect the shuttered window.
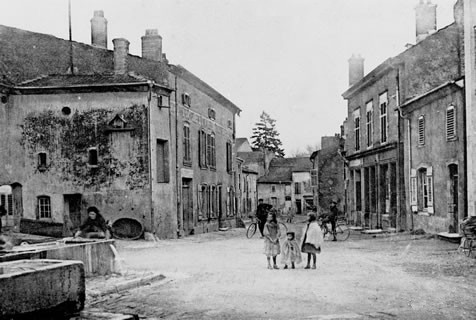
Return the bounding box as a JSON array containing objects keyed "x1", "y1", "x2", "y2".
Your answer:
[
  {"x1": 355, "y1": 116, "x2": 360, "y2": 151},
  {"x1": 183, "y1": 124, "x2": 191, "y2": 166},
  {"x1": 366, "y1": 101, "x2": 373, "y2": 147},
  {"x1": 446, "y1": 106, "x2": 456, "y2": 140},
  {"x1": 418, "y1": 116, "x2": 425, "y2": 145},
  {"x1": 379, "y1": 92, "x2": 388, "y2": 143}
]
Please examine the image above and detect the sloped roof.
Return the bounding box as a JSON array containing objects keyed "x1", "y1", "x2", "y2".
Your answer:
[
  {"x1": 257, "y1": 157, "x2": 312, "y2": 184},
  {"x1": 235, "y1": 137, "x2": 250, "y2": 151},
  {"x1": 168, "y1": 64, "x2": 241, "y2": 115},
  {"x1": 237, "y1": 151, "x2": 265, "y2": 164},
  {"x1": 16, "y1": 73, "x2": 152, "y2": 87},
  {"x1": 0, "y1": 24, "x2": 170, "y2": 87}
]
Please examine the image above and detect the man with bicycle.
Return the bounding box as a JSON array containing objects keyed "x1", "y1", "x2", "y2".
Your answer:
[{"x1": 320, "y1": 200, "x2": 338, "y2": 241}]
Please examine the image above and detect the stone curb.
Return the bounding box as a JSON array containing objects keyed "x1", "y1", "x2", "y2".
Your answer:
[{"x1": 88, "y1": 273, "x2": 167, "y2": 297}]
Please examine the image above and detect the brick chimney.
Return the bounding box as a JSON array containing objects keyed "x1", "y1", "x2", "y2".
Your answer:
[
  {"x1": 415, "y1": 0, "x2": 437, "y2": 43},
  {"x1": 141, "y1": 29, "x2": 162, "y2": 62},
  {"x1": 348, "y1": 54, "x2": 364, "y2": 86},
  {"x1": 113, "y1": 38, "x2": 129, "y2": 75},
  {"x1": 90, "y1": 10, "x2": 108, "y2": 49}
]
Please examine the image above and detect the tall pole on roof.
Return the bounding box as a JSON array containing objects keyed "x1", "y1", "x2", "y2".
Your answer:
[{"x1": 68, "y1": 0, "x2": 74, "y2": 75}]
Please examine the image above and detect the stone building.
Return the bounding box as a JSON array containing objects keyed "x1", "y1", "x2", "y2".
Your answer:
[
  {"x1": 310, "y1": 135, "x2": 345, "y2": 215},
  {"x1": 0, "y1": 12, "x2": 241, "y2": 238},
  {"x1": 400, "y1": 79, "x2": 465, "y2": 233},
  {"x1": 168, "y1": 64, "x2": 241, "y2": 236},
  {"x1": 257, "y1": 157, "x2": 313, "y2": 214},
  {"x1": 342, "y1": 0, "x2": 467, "y2": 232}
]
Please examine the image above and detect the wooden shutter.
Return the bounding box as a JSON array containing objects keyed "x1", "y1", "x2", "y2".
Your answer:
[
  {"x1": 418, "y1": 116, "x2": 425, "y2": 145},
  {"x1": 410, "y1": 169, "x2": 418, "y2": 212},
  {"x1": 197, "y1": 185, "x2": 203, "y2": 221},
  {"x1": 427, "y1": 167, "x2": 434, "y2": 214},
  {"x1": 446, "y1": 106, "x2": 456, "y2": 140}
]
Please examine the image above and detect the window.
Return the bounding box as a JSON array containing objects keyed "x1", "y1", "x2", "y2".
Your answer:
[
  {"x1": 271, "y1": 185, "x2": 276, "y2": 193},
  {"x1": 199, "y1": 130, "x2": 207, "y2": 168},
  {"x1": 227, "y1": 120, "x2": 233, "y2": 129},
  {"x1": 354, "y1": 116, "x2": 361, "y2": 151},
  {"x1": 413, "y1": 167, "x2": 434, "y2": 213},
  {"x1": 183, "y1": 124, "x2": 191, "y2": 166},
  {"x1": 226, "y1": 141, "x2": 232, "y2": 173},
  {"x1": 156, "y1": 139, "x2": 170, "y2": 183},
  {"x1": 294, "y1": 182, "x2": 302, "y2": 195},
  {"x1": 446, "y1": 105, "x2": 456, "y2": 140},
  {"x1": 38, "y1": 152, "x2": 47, "y2": 171},
  {"x1": 418, "y1": 115, "x2": 425, "y2": 145},
  {"x1": 366, "y1": 101, "x2": 373, "y2": 147},
  {"x1": 182, "y1": 93, "x2": 191, "y2": 107},
  {"x1": 208, "y1": 108, "x2": 216, "y2": 120},
  {"x1": 157, "y1": 95, "x2": 164, "y2": 108},
  {"x1": 37, "y1": 196, "x2": 51, "y2": 219},
  {"x1": 271, "y1": 197, "x2": 277, "y2": 207},
  {"x1": 311, "y1": 169, "x2": 318, "y2": 187},
  {"x1": 88, "y1": 148, "x2": 98, "y2": 166},
  {"x1": 379, "y1": 92, "x2": 388, "y2": 143},
  {"x1": 206, "y1": 133, "x2": 216, "y2": 169}
]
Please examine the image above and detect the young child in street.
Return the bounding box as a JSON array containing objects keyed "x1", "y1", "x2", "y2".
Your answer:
[
  {"x1": 263, "y1": 212, "x2": 282, "y2": 269},
  {"x1": 281, "y1": 231, "x2": 302, "y2": 269},
  {"x1": 301, "y1": 212, "x2": 324, "y2": 269}
]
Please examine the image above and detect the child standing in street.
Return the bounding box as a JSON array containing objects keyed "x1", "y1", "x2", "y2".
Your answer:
[
  {"x1": 281, "y1": 231, "x2": 302, "y2": 269},
  {"x1": 301, "y1": 212, "x2": 323, "y2": 269},
  {"x1": 263, "y1": 212, "x2": 281, "y2": 269}
]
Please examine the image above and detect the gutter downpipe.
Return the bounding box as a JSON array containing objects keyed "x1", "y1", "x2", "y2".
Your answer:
[
  {"x1": 396, "y1": 85, "x2": 413, "y2": 232},
  {"x1": 147, "y1": 81, "x2": 154, "y2": 234},
  {"x1": 174, "y1": 75, "x2": 181, "y2": 238}
]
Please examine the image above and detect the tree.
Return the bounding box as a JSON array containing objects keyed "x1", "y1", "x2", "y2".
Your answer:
[{"x1": 251, "y1": 111, "x2": 285, "y2": 157}]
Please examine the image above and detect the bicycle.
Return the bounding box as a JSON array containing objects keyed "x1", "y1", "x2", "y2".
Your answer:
[
  {"x1": 246, "y1": 216, "x2": 288, "y2": 239},
  {"x1": 319, "y1": 216, "x2": 350, "y2": 241}
]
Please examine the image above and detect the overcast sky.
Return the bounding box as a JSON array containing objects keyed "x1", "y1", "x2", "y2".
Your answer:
[{"x1": 1, "y1": 0, "x2": 456, "y2": 155}]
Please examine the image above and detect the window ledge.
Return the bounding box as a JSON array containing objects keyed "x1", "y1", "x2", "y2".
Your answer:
[
  {"x1": 415, "y1": 211, "x2": 430, "y2": 216},
  {"x1": 446, "y1": 137, "x2": 458, "y2": 142}
]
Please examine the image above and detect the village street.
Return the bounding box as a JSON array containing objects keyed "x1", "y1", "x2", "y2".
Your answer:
[{"x1": 88, "y1": 223, "x2": 476, "y2": 320}]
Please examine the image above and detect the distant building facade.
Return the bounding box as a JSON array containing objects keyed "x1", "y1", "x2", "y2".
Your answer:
[
  {"x1": 310, "y1": 135, "x2": 345, "y2": 215},
  {"x1": 257, "y1": 157, "x2": 313, "y2": 214}
]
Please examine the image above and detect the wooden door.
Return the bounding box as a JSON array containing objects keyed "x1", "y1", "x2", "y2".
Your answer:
[{"x1": 182, "y1": 179, "x2": 194, "y2": 235}]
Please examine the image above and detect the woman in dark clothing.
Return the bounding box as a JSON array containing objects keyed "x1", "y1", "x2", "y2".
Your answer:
[{"x1": 74, "y1": 206, "x2": 109, "y2": 239}]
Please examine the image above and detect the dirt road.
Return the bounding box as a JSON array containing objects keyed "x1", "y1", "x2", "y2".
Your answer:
[{"x1": 89, "y1": 224, "x2": 476, "y2": 319}]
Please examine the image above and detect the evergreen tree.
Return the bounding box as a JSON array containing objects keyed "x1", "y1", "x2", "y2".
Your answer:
[{"x1": 251, "y1": 111, "x2": 285, "y2": 157}]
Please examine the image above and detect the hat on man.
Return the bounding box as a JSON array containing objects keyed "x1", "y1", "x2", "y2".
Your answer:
[{"x1": 87, "y1": 206, "x2": 99, "y2": 214}]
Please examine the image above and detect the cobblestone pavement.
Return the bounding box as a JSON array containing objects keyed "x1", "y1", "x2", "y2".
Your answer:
[{"x1": 88, "y1": 223, "x2": 476, "y2": 319}]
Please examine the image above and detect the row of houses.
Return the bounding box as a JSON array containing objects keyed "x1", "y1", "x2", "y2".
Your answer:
[
  {"x1": 0, "y1": 11, "x2": 254, "y2": 239},
  {"x1": 340, "y1": 0, "x2": 470, "y2": 234}
]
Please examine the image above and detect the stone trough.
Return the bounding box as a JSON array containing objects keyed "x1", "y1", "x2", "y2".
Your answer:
[
  {"x1": 0, "y1": 238, "x2": 120, "y2": 277},
  {"x1": 0, "y1": 259, "x2": 85, "y2": 318}
]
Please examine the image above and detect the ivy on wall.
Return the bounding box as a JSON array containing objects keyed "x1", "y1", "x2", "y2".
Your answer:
[{"x1": 20, "y1": 104, "x2": 149, "y2": 189}]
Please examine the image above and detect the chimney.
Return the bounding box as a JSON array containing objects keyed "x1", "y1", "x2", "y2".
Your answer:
[
  {"x1": 415, "y1": 0, "x2": 437, "y2": 43},
  {"x1": 113, "y1": 38, "x2": 130, "y2": 75},
  {"x1": 90, "y1": 10, "x2": 108, "y2": 49},
  {"x1": 348, "y1": 54, "x2": 364, "y2": 86},
  {"x1": 141, "y1": 29, "x2": 162, "y2": 61}
]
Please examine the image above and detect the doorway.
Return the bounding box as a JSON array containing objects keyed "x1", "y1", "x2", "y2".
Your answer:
[
  {"x1": 449, "y1": 164, "x2": 458, "y2": 232},
  {"x1": 295, "y1": 199, "x2": 302, "y2": 214},
  {"x1": 182, "y1": 179, "x2": 194, "y2": 235},
  {"x1": 0, "y1": 185, "x2": 14, "y2": 228},
  {"x1": 64, "y1": 194, "x2": 82, "y2": 235}
]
